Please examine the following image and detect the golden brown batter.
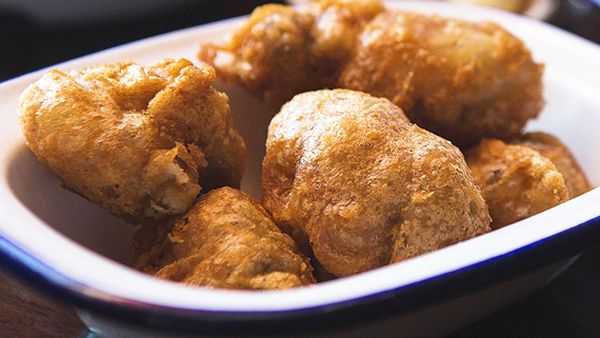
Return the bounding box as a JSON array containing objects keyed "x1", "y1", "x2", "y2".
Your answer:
[
  {"x1": 466, "y1": 133, "x2": 591, "y2": 228},
  {"x1": 199, "y1": 0, "x2": 544, "y2": 146},
  {"x1": 136, "y1": 187, "x2": 315, "y2": 290},
  {"x1": 19, "y1": 59, "x2": 246, "y2": 222},
  {"x1": 262, "y1": 89, "x2": 491, "y2": 277}
]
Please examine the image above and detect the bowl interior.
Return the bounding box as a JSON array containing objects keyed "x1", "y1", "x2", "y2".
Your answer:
[
  {"x1": 6, "y1": 74, "x2": 600, "y2": 267},
  {"x1": 0, "y1": 1, "x2": 599, "y2": 312}
]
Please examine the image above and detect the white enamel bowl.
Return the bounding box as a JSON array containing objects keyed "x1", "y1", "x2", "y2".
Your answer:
[{"x1": 0, "y1": 2, "x2": 599, "y2": 337}]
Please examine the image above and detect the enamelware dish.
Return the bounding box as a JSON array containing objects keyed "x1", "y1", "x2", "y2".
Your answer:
[{"x1": 0, "y1": 2, "x2": 599, "y2": 337}]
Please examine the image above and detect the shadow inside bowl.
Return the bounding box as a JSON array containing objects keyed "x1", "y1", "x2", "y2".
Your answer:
[
  {"x1": 6, "y1": 144, "x2": 136, "y2": 265},
  {"x1": 215, "y1": 81, "x2": 274, "y2": 201}
]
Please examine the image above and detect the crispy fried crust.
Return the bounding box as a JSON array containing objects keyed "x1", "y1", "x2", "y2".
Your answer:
[
  {"x1": 198, "y1": 0, "x2": 383, "y2": 107},
  {"x1": 19, "y1": 59, "x2": 246, "y2": 222},
  {"x1": 199, "y1": 5, "x2": 318, "y2": 106},
  {"x1": 339, "y1": 11, "x2": 544, "y2": 147},
  {"x1": 136, "y1": 187, "x2": 315, "y2": 290},
  {"x1": 515, "y1": 132, "x2": 591, "y2": 198},
  {"x1": 466, "y1": 137, "x2": 574, "y2": 228},
  {"x1": 262, "y1": 89, "x2": 491, "y2": 277},
  {"x1": 199, "y1": 0, "x2": 543, "y2": 146}
]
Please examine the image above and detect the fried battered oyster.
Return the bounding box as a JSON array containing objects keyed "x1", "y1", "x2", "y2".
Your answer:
[
  {"x1": 199, "y1": 0, "x2": 543, "y2": 146},
  {"x1": 466, "y1": 133, "x2": 590, "y2": 228},
  {"x1": 262, "y1": 89, "x2": 491, "y2": 277},
  {"x1": 199, "y1": 0, "x2": 382, "y2": 106},
  {"x1": 136, "y1": 187, "x2": 315, "y2": 290},
  {"x1": 19, "y1": 59, "x2": 246, "y2": 222},
  {"x1": 339, "y1": 10, "x2": 544, "y2": 147},
  {"x1": 199, "y1": 4, "x2": 316, "y2": 106}
]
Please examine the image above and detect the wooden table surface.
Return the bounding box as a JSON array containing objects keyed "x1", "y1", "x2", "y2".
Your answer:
[
  {"x1": 0, "y1": 1, "x2": 598, "y2": 337},
  {"x1": 0, "y1": 271, "x2": 85, "y2": 337}
]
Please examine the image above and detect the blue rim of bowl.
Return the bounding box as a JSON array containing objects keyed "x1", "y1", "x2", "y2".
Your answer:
[{"x1": 1, "y1": 214, "x2": 599, "y2": 335}]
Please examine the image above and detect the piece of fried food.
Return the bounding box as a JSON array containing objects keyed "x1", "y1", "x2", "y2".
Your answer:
[
  {"x1": 136, "y1": 187, "x2": 315, "y2": 290},
  {"x1": 19, "y1": 59, "x2": 246, "y2": 222},
  {"x1": 339, "y1": 10, "x2": 544, "y2": 147},
  {"x1": 262, "y1": 89, "x2": 491, "y2": 277},
  {"x1": 304, "y1": 0, "x2": 385, "y2": 76},
  {"x1": 200, "y1": 4, "x2": 316, "y2": 106},
  {"x1": 198, "y1": 0, "x2": 383, "y2": 107},
  {"x1": 199, "y1": 0, "x2": 543, "y2": 146},
  {"x1": 465, "y1": 132, "x2": 590, "y2": 228},
  {"x1": 514, "y1": 132, "x2": 591, "y2": 198}
]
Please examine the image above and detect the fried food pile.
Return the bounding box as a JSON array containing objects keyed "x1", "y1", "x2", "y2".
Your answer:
[
  {"x1": 136, "y1": 187, "x2": 315, "y2": 289},
  {"x1": 19, "y1": 59, "x2": 246, "y2": 222},
  {"x1": 262, "y1": 89, "x2": 492, "y2": 277},
  {"x1": 466, "y1": 133, "x2": 591, "y2": 228},
  {"x1": 199, "y1": 0, "x2": 544, "y2": 146},
  {"x1": 17, "y1": 1, "x2": 592, "y2": 290}
]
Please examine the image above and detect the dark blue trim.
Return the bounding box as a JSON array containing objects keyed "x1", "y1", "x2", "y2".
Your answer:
[{"x1": 1, "y1": 215, "x2": 600, "y2": 335}]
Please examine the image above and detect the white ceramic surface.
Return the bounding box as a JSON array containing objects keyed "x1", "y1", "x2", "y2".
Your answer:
[{"x1": 0, "y1": 1, "x2": 599, "y2": 336}]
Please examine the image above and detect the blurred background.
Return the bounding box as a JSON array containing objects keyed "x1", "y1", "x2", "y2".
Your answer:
[
  {"x1": 0, "y1": 0, "x2": 599, "y2": 337},
  {"x1": 0, "y1": 0, "x2": 284, "y2": 80},
  {"x1": 0, "y1": 0, "x2": 598, "y2": 81}
]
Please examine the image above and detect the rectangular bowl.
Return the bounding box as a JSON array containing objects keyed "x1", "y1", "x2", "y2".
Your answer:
[{"x1": 0, "y1": 1, "x2": 599, "y2": 337}]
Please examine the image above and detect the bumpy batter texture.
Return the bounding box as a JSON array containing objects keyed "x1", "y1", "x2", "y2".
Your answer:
[
  {"x1": 339, "y1": 10, "x2": 544, "y2": 146},
  {"x1": 262, "y1": 89, "x2": 491, "y2": 277},
  {"x1": 466, "y1": 133, "x2": 590, "y2": 228},
  {"x1": 515, "y1": 132, "x2": 591, "y2": 198},
  {"x1": 199, "y1": 0, "x2": 383, "y2": 107},
  {"x1": 199, "y1": 0, "x2": 543, "y2": 146},
  {"x1": 136, "y1": 187, "x2": 315, "y2": 290},
  {"x1": 19, "y1": 59, "x2": 246, "y2": 222}
]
